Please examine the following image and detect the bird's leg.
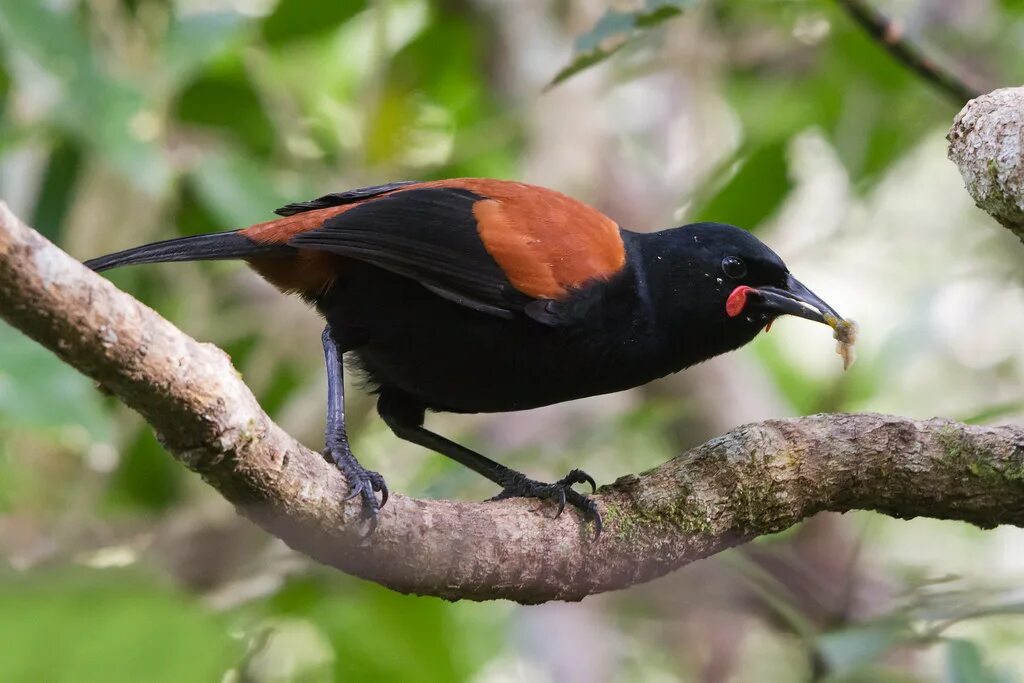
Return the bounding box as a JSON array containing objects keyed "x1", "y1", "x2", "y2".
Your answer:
[
  {"x1": 322, "y1": 326, "x2": 387, "y2": 520},
  {"x1": 377, "y1": 391, "x2": 601, "y2": 538}
]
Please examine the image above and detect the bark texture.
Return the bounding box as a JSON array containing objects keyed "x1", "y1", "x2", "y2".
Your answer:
[
  {"x1": 948, "y1": 86, "x2": 1024, "y2": 241},
  {"x1": 2, "y1": 202, "x2": 1024, "y2": 603}
]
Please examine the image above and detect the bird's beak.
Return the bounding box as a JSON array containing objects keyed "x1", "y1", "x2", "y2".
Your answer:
[{"x1": 753, "y1": 274, "x2": 843, "y2": 328}]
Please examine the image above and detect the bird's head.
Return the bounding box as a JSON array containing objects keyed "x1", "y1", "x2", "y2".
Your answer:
[{"x1": 638, "y1": 222, "x2": 844, "y2": 365}]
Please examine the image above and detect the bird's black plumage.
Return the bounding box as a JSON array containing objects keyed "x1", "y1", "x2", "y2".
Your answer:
[
  {"x1": 323, "y1": 224, "x2": 776, "y2": 413},
  {"x1": 85, "y1": 179, "x2": 845, "y2": 538}
]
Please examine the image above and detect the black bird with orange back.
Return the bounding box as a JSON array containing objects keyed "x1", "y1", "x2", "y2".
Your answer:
[{"x1": 87, "y1": 178, "x2": 849, "y2": 537}]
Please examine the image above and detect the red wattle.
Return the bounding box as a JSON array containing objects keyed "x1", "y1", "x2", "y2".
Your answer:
[{"x1": 726, "y1": 285, "x2": 755, "y2": 318}]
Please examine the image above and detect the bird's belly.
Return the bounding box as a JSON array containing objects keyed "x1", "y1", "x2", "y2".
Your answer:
[
  {"x1": 326, "y1": 271, "x2": 663, "y2": 413},
  {"x1": 353, "y1": 320, "x2": 659, "y2": 413}
]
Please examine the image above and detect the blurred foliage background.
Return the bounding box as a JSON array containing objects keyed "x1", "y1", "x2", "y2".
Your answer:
[{"x1": 1, "y1": 0, "x2": 1024, "y2": 680}]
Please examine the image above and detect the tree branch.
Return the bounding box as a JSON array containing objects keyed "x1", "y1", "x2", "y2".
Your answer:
[
  {"x1": 949, "y1": 87, "x2": 1024, "y2": 242},
  {"x1": 2, "y1": 202, "x2": 1024, "y2": 603},
  {"x1": 834, "y1": 0, "x2": 983, "y2": 105}
]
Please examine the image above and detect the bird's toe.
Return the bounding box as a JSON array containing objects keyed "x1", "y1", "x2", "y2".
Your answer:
[
  {"x1": 557, "y1": 468, "x2": 597, "y2": 493},
  {"x1": 490, "y1": 469, "x2": 602, "y2": 541},
  {"x1": 325, "y1": 447, "x2": 389, "y2": 523}
]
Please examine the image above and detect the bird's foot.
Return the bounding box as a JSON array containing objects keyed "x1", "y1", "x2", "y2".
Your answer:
[
  {"x1": 324, "y1": 446, "x2": 389, "y2": 526},
  {"x1": 491, "y1": 468, "x2": 603, "y2": 540}
]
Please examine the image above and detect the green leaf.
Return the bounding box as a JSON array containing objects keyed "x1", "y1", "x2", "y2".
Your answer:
[
  {"x1": 261, "y1": 0, "x2": 366, "y2": 45},
  {"x1": 960, "y1": 399, "x2": 1024, "y2": 424},
  {"x1": 0, "y1": 568, "x2": 240, "y2": 682},
  {"x1": 816, "y1": 621, "x2": 912, "y2": 675},
  {"x1": 173, "y1": 55, "x2": 277, "y2": 156},
  {"x1": 0, "y1": 324, "x2": 111, "y2": 440},
  {"x1": 189, "y1": 149, "x2": 300, "y2": 227},
  {"x1": 717, "y1": 0, "x2": 949, "y2": 187},
  {"x1": 0, "y1": 49, "x2": 9, "y2": 115},
  {"x1": 161, "y1": 11, "x2": 249, "y2": 92},
  {"x1": 548, "y1": 0, "x2": 695, "y2": 89},
  {"x1": 61, "y1": 80, "x2": 170, "y2": 194},
  {"x1": 30, "y1": 137, "x2": 83, "y2": 242},
  {"x1": 117, "y1": 0, "x2": 172, "y2": 13},
  {"x1": 0, "y1": 0, "x2": 92, "y2": 71},
  {"x1": 262, "y1": 576, "x2": 503, "y2": 682},
  {"x1": 104, "y1": 428, "x2": 185, "y2": 512},
  {"x1": 690, "y1": 140, "x2": 791, "y2": 229},
  {"x1": 945, "y1": 639, "x2": 1011, "y2": 683},
  {"x1": 0, "y1": 0, "x2": 171, "y2": 194}
]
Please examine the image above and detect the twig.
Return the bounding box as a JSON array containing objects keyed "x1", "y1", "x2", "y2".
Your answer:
[
  {"x1": 835, "y1": 0, "x2": 983, "y2": 104},
  {"x1": 2, "y1": 202, "x2": 1024, "y2": 603}
]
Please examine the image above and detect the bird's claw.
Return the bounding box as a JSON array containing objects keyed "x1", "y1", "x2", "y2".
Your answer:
[
  {"x1": 554, "y1": 486, "x2": 567, "y2": 518},
  {"x1": 371, "y1": 471, "x2": 390, "y2": 508},
  {"x1": 325, "y1": 447, "x2": 389, "y2": 526},
  {"x1": 491, "y1": 469, "x2": 603, "y2": 541},
  {"x1": 342, "y1": 479, "x2": 364, "y2": 503},
  {"x1": 560, "y1": 468, "x2": 597, "y2": 494}
]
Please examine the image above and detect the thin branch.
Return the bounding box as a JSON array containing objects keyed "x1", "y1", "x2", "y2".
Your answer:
[
  {"x1": 834, "y1": 0, "x2": 983, "y2": 105},
  {"x1": 2, "y1": 202, "x2": 1024, "y2": 603}
]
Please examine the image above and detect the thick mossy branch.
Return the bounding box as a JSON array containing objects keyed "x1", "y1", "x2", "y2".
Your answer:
[
  {"x1": 948, "y1": 87, "x2": 1024, "y2": 241},
  {"x1": 2, "y1": 203, "x2": 1024, "y2": 603}
]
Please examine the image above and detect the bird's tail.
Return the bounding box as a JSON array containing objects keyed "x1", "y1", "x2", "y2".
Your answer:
[{"x1": 84, "y1": 230, "x2": 289, "y2": 272}]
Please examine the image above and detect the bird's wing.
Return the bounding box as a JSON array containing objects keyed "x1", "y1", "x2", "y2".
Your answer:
[
  {"x1": 273, "y1": 181, "x2": 420, "y2": 217},
  {"x1": 278, "y1": 179, "x2": 628, "y2": 323}
]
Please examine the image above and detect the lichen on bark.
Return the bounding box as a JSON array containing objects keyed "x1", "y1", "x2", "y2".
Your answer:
[{"x1": 948, "y1": 86, "x2": 1024, "y2": 240}]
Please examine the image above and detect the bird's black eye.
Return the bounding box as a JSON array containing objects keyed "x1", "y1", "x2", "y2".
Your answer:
[{"x1": 722, "y1": 256, "x2": 747, "y2": 279}]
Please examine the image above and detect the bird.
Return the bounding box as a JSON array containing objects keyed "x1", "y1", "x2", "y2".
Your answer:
[{"x1": 85, "y1": 178, "x2": 845, "y2": 538}]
